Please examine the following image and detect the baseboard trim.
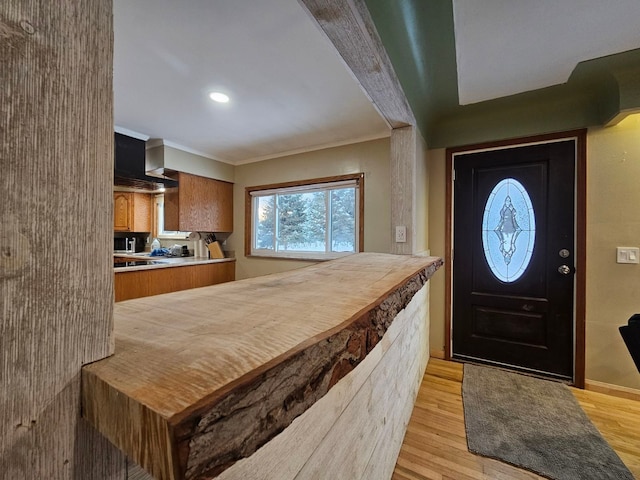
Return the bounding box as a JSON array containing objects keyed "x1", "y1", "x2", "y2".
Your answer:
[
  {"x1": 430, "y1": 349, "x2": 445, "y2": 360},
  {"x1": 585, "y1": 379, "x2": 640, "y2": 402}
]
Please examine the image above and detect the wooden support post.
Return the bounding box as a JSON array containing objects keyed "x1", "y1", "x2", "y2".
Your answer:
[
  {"x1": 0, "y1": 1, "x2": 125, "y2": 478},
  {"x1": 298, "y1": 1, "x2": 426, "y2": 256},
  {"x1": 390, "y1": 126, "x2": 418, "y2": 254}
]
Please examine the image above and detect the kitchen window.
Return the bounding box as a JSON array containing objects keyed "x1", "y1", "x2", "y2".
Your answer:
[
  {"x1": 155, "y1": 194, "x2": 190, "y2": 239},
  {"x1": 246, "y1": 174, "x2": 364, "y2": 260}
]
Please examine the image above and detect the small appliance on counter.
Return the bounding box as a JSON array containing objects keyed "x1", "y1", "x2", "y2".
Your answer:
[
  {"x1": 167, "y1": 244, "x2": 191, "y2": 257},
  {"x1": 114, "y1": 259, "x2": 168, "y2": 268},
  {"x1": 114, "y1": 232, "x2": 148, "y2": 253}
]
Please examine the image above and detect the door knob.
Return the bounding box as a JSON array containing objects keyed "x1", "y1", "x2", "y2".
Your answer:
[{"x1": 558, "y1": 265, "x2": 571, "y2": 275}]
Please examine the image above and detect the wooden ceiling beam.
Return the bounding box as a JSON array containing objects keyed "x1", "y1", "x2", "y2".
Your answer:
[{"x1": 298, "y1": 0, "x2": 416, "y2": 129}]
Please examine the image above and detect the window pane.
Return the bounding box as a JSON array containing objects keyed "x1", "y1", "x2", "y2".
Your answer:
[
  {"x1": 157, "y1": 194, "x2": 189, "y2": 237},
  {"x1": 331, "y1": 188, "x2": 355, "y2": 252},
  {"x1": 277, "y1": 192, "x2": 326, "y2": 252},
  {"x1": 256, "y1": 195, "x2": 275, "y2": 250},
  {"x1": 306, "y1": 191, "x2": 327, "y2": 250}
]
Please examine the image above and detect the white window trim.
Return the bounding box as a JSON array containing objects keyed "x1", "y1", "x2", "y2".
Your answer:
[
  {"x1": 155, "y1": 194, "x2": 191, "y2": 239},
  {"x1": 249, "y1": 250, "x2": 355, "y2": 261},
  {"x1": 250, "y1": 179, "x2": 357, "y2": 197}
]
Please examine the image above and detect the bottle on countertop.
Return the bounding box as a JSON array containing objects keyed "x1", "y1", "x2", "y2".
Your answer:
[{"x1": 151, "y1": 238, "x2": 161, "y2": 251}]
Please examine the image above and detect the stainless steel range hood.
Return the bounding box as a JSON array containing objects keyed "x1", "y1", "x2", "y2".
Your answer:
[{"x1": 114, "y1": 133, "x2": 178, "y2": 190}]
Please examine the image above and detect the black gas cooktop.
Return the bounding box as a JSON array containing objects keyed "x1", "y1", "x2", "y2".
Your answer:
[{"x1": 113, "y1": 260, "x2": 168, "y2": 268}]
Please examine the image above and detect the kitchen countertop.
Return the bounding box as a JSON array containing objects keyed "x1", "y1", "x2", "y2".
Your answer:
[
  {"x1": 113, "y1": 253, "x2": 235, "y2": 272},
  {"x1": 83, "y1": 253, "x2": 443, "y2": 480}
]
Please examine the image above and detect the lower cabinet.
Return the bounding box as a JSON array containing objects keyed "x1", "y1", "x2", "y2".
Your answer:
[{"x1": 114, "y1": 261, "x2": 235, "y2": 302}]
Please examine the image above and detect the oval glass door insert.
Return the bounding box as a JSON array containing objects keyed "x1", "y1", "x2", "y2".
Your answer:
[{"x1": 482, "y1": 178, "x2": 536, "y2": 282}]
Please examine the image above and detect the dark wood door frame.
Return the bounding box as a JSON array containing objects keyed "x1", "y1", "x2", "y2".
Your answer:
[{"x1": 445, "y1": 130, "x2": 587, "y2": 388}]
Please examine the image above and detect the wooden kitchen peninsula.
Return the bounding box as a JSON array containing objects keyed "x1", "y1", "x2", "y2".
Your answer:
[{"x1": 83, "y1": 253, "x2": 442, "y2": 480}]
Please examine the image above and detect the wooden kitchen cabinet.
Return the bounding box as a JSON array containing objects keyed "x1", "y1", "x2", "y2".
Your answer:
[
  {"x1": 113, "y1": 192, "x2": 152, "y2": 232},
  {"x1": 114, "y1": 261, "x2": 235, "y2": 301},
  {"x1": 114, "y1": 192, "x2": 132, "y2": 231},
  {"x1": 164, "y1": 171, "x2": 233, "y2": 232}
]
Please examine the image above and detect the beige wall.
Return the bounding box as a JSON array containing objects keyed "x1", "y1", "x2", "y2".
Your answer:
[
  {"x1": 586, "y1": 114, "x2": 640, "y2": 389},
  {"x1": 415, "y1": 131, "x2": 430, "y2": 255},
  {"x1": 147, "y1": 144, "x2": 235, "y2": 183},
  {"x1": 227, "y1": 138, "x2": 391, "y2": 280},
  {"x1": 427, "y1": 115, "x2": 640, "y2": 389},
  {"x1": 427, "y1": 148, "x2": 447, "y2": 356}
]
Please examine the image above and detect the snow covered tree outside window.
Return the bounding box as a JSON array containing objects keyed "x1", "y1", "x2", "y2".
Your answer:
[
  {"x1": 249, "y1": 175, "x2": 363, "y2": 260},
  {"x1": 331, "y1": 188, "x2": 355, "y2": 251},
  {"x1": 255, "y1": 196, "x2": 275, "y2": 249}
]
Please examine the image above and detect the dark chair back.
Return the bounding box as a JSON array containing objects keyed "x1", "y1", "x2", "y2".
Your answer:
[{"x1": 620, "y1": 314, "x2": 640, "y2": 373}]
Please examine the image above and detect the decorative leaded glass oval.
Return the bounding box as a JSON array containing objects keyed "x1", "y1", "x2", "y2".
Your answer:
[{"x1": 482, "y1": 178, "x2": 535, "y2": 282}]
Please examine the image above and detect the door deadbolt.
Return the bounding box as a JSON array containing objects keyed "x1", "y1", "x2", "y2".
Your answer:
[{"x1": 559, "y1": 249, "x2": 570, "y2": 258}]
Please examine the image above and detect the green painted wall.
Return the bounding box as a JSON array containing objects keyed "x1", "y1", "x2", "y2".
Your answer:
[
  {"x1": 365, "y1": 0, "x2": 458, "y2": 138},
  {"x1": 365, "y1": 0, "x2": 640, "y2": 148}
]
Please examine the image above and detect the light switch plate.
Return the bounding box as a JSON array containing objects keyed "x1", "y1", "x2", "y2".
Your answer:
[{"x1": 616, "y1": 247, "x2": 639, "y2": 264}]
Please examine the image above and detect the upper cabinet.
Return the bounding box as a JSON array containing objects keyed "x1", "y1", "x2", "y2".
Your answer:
[
  {"x1": 114, "y1": 192, "x2": 132, "y2": 231},
  {"x1": 114, "y1": 192, "x2": 152, "y2": 232},
  {"x1": 164, "y1": 171, "x2": 233, "y2": 232}
]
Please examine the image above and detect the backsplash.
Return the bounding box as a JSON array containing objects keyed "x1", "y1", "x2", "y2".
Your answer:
[
  {"x1": 113, "y1": 232, "x2": 233, "y2": 258},
  {"x1": 113, "y1": 232, "x2": 149, "y2": 252}
]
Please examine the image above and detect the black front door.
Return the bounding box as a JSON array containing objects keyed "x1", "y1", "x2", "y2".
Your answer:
[{"x1": 452, "y1": 140, "x2": 576, "y2": 380}]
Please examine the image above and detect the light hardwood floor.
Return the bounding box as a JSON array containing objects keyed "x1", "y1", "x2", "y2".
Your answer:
[{"x1": 392, "y1": 358, "x2": 640, "y2": 480}]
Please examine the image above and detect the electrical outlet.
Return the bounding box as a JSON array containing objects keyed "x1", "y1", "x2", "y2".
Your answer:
[{"x1": 395, "y1": 226, "x2": 407, "y2": 243}]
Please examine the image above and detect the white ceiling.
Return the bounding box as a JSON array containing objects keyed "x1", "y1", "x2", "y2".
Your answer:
[
  {"x1": 114, "y1": 1, "x2": 640, "y2": 165},
  {"x1": 113, "y1": 0, "x2": 390, "y2": 165},
  {"x1": 453, "y1": 0, "x2": 640, "y2": 105}
]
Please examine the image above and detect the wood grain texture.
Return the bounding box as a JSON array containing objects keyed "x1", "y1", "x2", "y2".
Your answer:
[
  {"x1": 128, "y1": 285, "x2": 430, "y2": 480},
  {"x1": 165, "y1": 172, "x2": 233, "y2": 232},
  {"x1": 298, "y1": 0, "x2": 415, "y2": 129},
  {"x1": 574, "y1": 129, "x2": 587, "y2": 388},
  {"x1": 299, "y1": 0, "x2": 420, "y2": 259},
  {"x1": 133, "y1": 193, "x2": 153, "y2": 233},
  {"x1": 114, "y1": 193, "x2": 153, "y2": 232},
  {"x1": 444, "y1": 152, "x2": 453, "y2": 360},
  {"x1": 114, "y1": 261, "x2": 235, "y2": 302},
  {"x1": 585, "y1": 379, "x2": 640, "y2": 403},
  {"x1": 390, "y1": 126, "x2": 417, "y2": 255},
  {"x1": 392, "y1": 359, "x2": 640, "y2": 479},
  {"x1": 115, "y1": 192, "x2": 134, "y2": 231},
  {"x1": 295, "y1": 285, "x2": 430, "y2": 480},
  {"x1": 216, "y1": 285, "x2": 428, "y2": 480},
  {"x1": 1, "y1": 0, "x2": 125, "y2": 478},
  {"x1": 82, "y1": 253, "x2": 443, "y2": 480}
]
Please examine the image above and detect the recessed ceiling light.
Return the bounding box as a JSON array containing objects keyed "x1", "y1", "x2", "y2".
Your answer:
[{"x1": 209, "y1": 92, "x2": 230, "y2": 103}]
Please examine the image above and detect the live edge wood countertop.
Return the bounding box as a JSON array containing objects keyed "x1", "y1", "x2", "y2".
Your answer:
[{"x1": 82, "y1": 253, "x2": 443, "y2": 480}]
